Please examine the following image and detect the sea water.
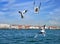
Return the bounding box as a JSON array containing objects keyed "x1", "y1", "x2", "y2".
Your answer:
[{"x1": 0, "y1": 29, "x2": 60, "y2": 44}]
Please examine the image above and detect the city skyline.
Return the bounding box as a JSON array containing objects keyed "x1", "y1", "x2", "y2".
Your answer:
[{"x1": 0, "y1": 0, "x2": 60, "y2": 26}]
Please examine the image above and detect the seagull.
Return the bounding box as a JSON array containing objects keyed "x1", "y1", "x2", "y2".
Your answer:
[
  {"x1": 33, "y1": 0, "x2": 41, "y2": 14},
  {"x1": 18, "y1": 10, "x2": 27, "y2": 19}
]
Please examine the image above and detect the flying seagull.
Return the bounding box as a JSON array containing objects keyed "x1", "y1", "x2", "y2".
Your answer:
[
  {"x1": 18, "y1": 10, "x2": 27, "y2": 19},
  {"x1": 33, "y1": 0, "x2": 41, "y2": 14}
]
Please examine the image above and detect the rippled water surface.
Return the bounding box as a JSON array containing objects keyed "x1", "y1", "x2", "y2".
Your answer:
[{"x1": 0, "y1": 29, "x2": 60, "y2": 44}]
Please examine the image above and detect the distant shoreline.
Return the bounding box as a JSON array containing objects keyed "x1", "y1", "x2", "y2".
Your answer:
[{"x1": 0, "y1": 28, "x2": 60, "y2": 30}]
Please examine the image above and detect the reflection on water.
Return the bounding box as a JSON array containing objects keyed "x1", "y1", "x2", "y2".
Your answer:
[{"x1": 0, "y1": 29, "x2": 60, "y2": 44}]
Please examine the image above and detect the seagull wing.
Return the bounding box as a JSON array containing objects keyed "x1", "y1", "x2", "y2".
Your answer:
[
  {"x1": 18, "y1": 11, "x2": 24, "y2": 18},
  {"x1": 23, "y1": 10, "x2": 27, "y2": 14},
  {"x1": 39, "y1": 2, "x2": 41, "y2": 9}
]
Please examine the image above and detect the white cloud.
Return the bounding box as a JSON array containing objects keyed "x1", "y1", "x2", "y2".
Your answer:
[
  {"x1": 0, "y1": 0, "x2": 15, "y2": 3},
  {"x1": 0, "y1": 0, "x2": 60, "y2": 26},
  {"x1": 12, "y1": 1, "x2": 33, "y2": 6},
  {"x1": 0, "y1": 12, "x2": 4, "y2": 15},
  {"x1": 49, "y1": 20, "x2": 60, "y2": 26},
  {"x1": 41, "y1": 0, "x2": 55, "y2": 10},
  {"x1": 41, "y1": 4, "x2": 55, "y2": 10},
  {"x1": 49, "y1": 7, "x2": 60, "y2": 18},
  {"x1": 0, "y1": 0, "x2": 16, "y2": 12},
  {"x1": 40, "y1": 0, "x2": 50, "y2": 3},
  {"x1": 48, "y1": 8, "x2": 60, "y2": 26},
  {"x1": 0, "y1": 1, "x2": 34, "y2": 23}
]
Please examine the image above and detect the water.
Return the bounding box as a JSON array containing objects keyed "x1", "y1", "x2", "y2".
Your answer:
[{"x1": 0, "y1": 29, "x2": 60, "y2": 44}]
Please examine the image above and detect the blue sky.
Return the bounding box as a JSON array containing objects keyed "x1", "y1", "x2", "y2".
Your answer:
[{"x1": 0, "y1": 0, "x2": 60, "y2": 26}]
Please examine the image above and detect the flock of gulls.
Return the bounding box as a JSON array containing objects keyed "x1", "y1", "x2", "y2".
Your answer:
[{"x1": 18, "y1": 0, "x2": 46, "y2": 37}]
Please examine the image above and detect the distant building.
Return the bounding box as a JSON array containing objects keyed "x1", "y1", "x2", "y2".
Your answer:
[
  {"x1": 18, "y1": 25, "x2": 23, "y2": 29},
  {"x1": 10, "y1": 25, "x2": 18, "y2": 29},
  {"x1": 0, "y1": 24, "x2": 10, "y2": 28},
  {"x1": 25, "y1": 25, "x2": 31, "y2": 29},
  {"x1": 18, "y1": 25, "x2": 25, "y2": 29},
  {"x1": 0, "y1": 24, "x2": 60, "y2": 29},
  {"x1": 48, "y1": 26, "x2": 58, "y2": 29},
  {"x1": 29, "y1": 26, "x2": 39, "y2": 29}
]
